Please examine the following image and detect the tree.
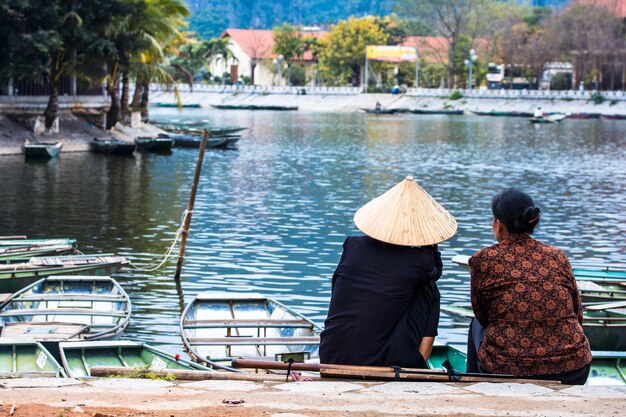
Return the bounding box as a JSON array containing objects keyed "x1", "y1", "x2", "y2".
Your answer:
[
  {"x1": 272, "y1": 23, "x2": 307, "y2": 85},
  {"x1": 396, "y1": 0, "x2": 488, "y2": 88},
  {"x1": 316, "y1": 17, "x2": 388, "y2": 86}
]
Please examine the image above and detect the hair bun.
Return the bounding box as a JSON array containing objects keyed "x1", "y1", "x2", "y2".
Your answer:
[{"x1": 523, "y1": 206, "x2": 541, "y2": 224}]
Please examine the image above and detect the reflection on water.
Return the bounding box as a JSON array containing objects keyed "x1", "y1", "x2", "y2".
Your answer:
[{"x1": 1, "y1": 108, "x2": 625, "y2": 351}]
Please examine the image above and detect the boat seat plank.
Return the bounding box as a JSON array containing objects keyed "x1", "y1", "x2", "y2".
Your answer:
[
  {"x1": 578, "y1": 281, "x2": 610, "y2": 291},
  {"x1": 0, "y1": 371, "x2": 59, "y2": 377},
  {"x1": 187, "y1": 336, "x2": 320, "y2": 346},
  {"x1": 15, "y1": 294, "x2": 126, "y2": 302},
  {"x1": 0, "y1": 308, "x2": 128, "y2": 317},
  {"x1": 2, "y1": 322, "x2": 88, "y2": 339},
  {"x1": 183, "y1": 319, "x2": 313, "y2": 329}
]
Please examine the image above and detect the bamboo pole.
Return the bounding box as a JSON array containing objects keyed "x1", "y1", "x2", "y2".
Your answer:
[
  {"x1": 174, "y1": 129, "x2": 209, "y2": 281},
  {"x1": 89, "y1": 366, "x2": 319, "y2": 382}
]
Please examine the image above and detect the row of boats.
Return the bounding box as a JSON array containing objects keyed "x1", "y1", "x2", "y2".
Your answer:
[
  {"x1": 1, "y1": 237, "x2": 625, "y2": 384},
  {"x1": 361, "y1": 108, "x2": 626, "y2": 121},
  {"x1": 22, "y1": 127, "x2": 247, "y2": 159}
]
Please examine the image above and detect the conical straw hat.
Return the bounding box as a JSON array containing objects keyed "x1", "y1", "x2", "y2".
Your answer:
[{"x1": 353, "y1": 176, "x2": 457, "y2": 246}]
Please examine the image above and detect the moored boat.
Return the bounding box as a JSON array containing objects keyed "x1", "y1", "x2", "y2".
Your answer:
[
  {"x1": 441, "y1": 303, "x2": 626, "y2": 350},
  {"x1": 0, "y1": 238, "x2": 77, "y2": 248},
  {"x1": 0, "y1": 276, "x2": 131, "y2": 341},
  {"x1": 153, "y1": 102, "x2": 201, "y2": 108},
  {"x1": 90, "y1": 138, "x2": 136, "y2": 155},
  {"x1": 211, "y1": 104, "x2": 298, "y2": 111},
  {"x1": 568, "y1": 113, "x2": 601, "y2": 119},
  {"x1": 471, "y1": 110, "x2": 533, "y2": 117},
  {"x1": 410, "y1": 109, "x2": 464, "y2": 115},
  {"x1": 180, "y1": 292, "x2": 321, "y2": 370},
  {"x1": 428, "y1": 345, "x2": 626, "y2": 385},
  {"x1": 134, "y1": 136, "x2": 174, "y2": 153},
  {"x1": 0, "y1": 338, "x2": 66, "y2": 377},
  {"x1": 59, "y1": 340, "x2": 211, "y2": 378},
  {"x1": 0, "y1": 254, "x2": 129, "y2": 293},
  {"x1": 23, "y1": 140, "x2": 63, "y2": 159},
  {"x1": 0, "y1": 244, "x2": 75, "y2": 263},
  {"x1": 172, "y1": 135, "x2": 229, "y2": 149},
  {"x1": 600, "y1": 114, "x2": 626, "y2": 120}
]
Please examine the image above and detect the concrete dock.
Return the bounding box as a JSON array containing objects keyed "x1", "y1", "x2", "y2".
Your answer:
[{"x1": 1, "y1": 376, "x2": 624, "y2": 417}]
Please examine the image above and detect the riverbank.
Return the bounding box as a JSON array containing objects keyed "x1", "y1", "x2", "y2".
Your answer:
[
  {"x1": 0, "y1": 112, "x2": 167, "y2": 155},
  {"x1": 1, "y1": 376, "x2": 624, "y2": 417},
  {"x1": 150, "y1": 90, "x2": 626, "y2": 115}
]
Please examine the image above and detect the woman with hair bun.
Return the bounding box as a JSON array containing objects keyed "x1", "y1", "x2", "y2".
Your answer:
[{"x1": 467, "y1": 188, "x2": 592, "y2": 384}]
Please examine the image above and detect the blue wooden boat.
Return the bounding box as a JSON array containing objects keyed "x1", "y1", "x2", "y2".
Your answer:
[
  {"x1": 59, "y1": 340, "x2": 211, "y2": 378},
  {"x1": 410, "y1": 109, "x2": 464, "y2": 115},
  {"x1": 0, "y1": 276, "x2": 131, "y2": 341},
  {"x1": 134, "y1": 137, "x2": 174, "y2": 152},
  {"x1": 90, "y1": 138, "x2": 136, "y2": 155},
  {"x1": 23, "y1": 140, "x2": 63, "y2": 159},
  {"x1": 0, "y1": 338, "x2": 66, "y2": 378},
  {"x1": 0, "y1": 254, "x2": 129, "y2": 293},
  {"x1": 181, "y1": 292, "x2": 321, "y2": 370},
  {"x1": 172, "y1": 135, "x2": 229, "y2": 149}
]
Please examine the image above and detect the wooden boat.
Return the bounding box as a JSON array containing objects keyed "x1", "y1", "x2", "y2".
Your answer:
[
  {"x1": 154, "y1": 124, "x2": 247, "y2": 137},
  {"x1": 211, "y1": 104, "x2": 298, "y2": 111},
  {"x1": 59, "y1": 340, "x2": 211, "y2": 378},
  {"x1": 360, "y1": 108, "x2": 399, "y2": 114},
  {"x1": 153, "y1": 102, "x2": 201, "y2": 108},
  {"x1": 568, "y1": 113, "x2": 601, "y2": 119},
  {"x1": 172, "y1": 135, "x2": 229, "y2": 149},
  {"x1": 441, "y1": 303, "x2": 626, "y2": 350},
  {"x1": 471, "y1": 110, "x2": 533, "y2": 117},
  {"x1": 0, "y1": 338, "x2": 66, "y2": 377},
  {"x1": 0, "y1": 254, "x2": 129, "y2": 293},
  {"x1": 428, "y1": 345, "x2": 626, "y2": 385},
  {"x1": 90, "y1": 138, "x2": 136, "y2": 155},
  {"x1": 180, "y1": 292, "x2": 321, "y2": 370},
  {"x1": 213, "y1": 136, "x2": 241, "y2": 148},
  {"x1": 23, "y1": 140, "x2": 63, "y2": 159},
  {"x1": 600, "y1": 114, "x2": 626, "y2": 120},
  {"x1": 0, "y1": 238, "x2": 76, "y2": 248},
  {"x1": 410, "y1": 109, "x2": 464, "y2": 115},
  {"x1": 134, "y1": 137, "x2": 174, "y2": 152},
  {"x1": 530, "y1": 114, "x2": 567, "y2": 123},
  {"x1": 0, "y1": 276, "x2": 131, "y2": 341},
  {"x1": 0, "y1": 244, "x2": 75, "y2": 263}
]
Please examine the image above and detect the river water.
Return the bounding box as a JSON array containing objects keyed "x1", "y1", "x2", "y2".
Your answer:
[{"x1": 1, "y1": 108, "x2": 625, "y2": 352}]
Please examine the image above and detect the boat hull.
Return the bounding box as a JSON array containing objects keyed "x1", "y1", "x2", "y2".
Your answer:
[
  {"x1": 90, "y1": 139, "x2": 136, "y2": 155},
  {"x1": 211, "y1": 104, "x2": 298, "y2": 111},
  {"x1": 134, "y1": 137, "x2": 174, "y2": 152},
  {"x1": 23, "y1": 142, "x2": 63, "y2": 159},
  {"x1": 0, "y1": 338, "x2": 66, "y2": 378}
]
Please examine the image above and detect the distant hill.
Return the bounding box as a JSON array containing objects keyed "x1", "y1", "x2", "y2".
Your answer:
[{"x1": 186, "y1": 0, "x2": 395, "y2": 39}]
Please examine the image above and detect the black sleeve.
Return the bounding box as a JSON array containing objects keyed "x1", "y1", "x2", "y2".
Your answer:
[
  {"x1": 425, "y1": 245, "x2": 443, "y2": 282},
  {"x1": 424, "y1": 283, "x2": 441, "y2": 337},
  {"x1": 331, "y1": 238, "x2": 349, "y2": 293}
]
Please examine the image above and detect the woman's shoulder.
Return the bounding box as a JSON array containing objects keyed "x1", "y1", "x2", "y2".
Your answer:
[
  {"x1": 532, "y1": 239, "x2": 570, "y2": 263},
  {"x1": 469, "y1": 242, "x2": 500, "y2": 265}
]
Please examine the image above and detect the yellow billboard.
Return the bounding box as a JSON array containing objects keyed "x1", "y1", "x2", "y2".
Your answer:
[{"x1": 366, "y1": 46, "x2": 417, "y2": 62}]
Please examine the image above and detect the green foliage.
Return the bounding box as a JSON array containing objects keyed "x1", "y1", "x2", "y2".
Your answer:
[
  {"x1": 420, "y1": 63, "x2": 447, "y2": 88},
  {"x1": 610, "y1": 99, "x2": 617, "y2": 106},
  {"x1": 188, "y1": 9, "x2": 226, "y2": 39},
  {"x1": 591, "y1": 91, "x2": 605, "y2": 105},
  {"x1": 289, "y1": 65, "x2": 306, "y2": 86},
  {"x1": 272, "y1": 23, "x2": 310, "y2": 84},
  {"x1": 523, "y1": 7, "x2": 552, "y2": 29},
  {"x1": 550, "y1": 73, "x2": 571, "y2": 91},
  {"x1": 317, "y1": 17, "x2": 388, "y2": 86},
  {"x1": 114, "y1": 365, "x2": 177, "y2": 381},
  {"x1": 449, "y1": 90, "x2": 463, "y2": 100}
]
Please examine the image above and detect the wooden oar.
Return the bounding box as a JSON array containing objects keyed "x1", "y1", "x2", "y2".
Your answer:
[
  {"x1": 232, "y1": 358, "x2": 559, "y2": 384},
  {"x1": 89, "y1": 366, "x2": 320, "y2": 382}
]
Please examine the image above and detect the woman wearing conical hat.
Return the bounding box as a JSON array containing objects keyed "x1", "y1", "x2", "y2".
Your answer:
[{"x1": 319, "y1": 176, "x2": 457, "y2": 367}]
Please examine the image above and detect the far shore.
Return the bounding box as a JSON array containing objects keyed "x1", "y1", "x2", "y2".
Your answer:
[{"x1": 1, "y1": 91, "x2": 625, "y2": 156}]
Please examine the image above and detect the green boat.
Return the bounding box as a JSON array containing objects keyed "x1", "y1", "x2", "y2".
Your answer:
[
  {"x1": 211, "y1": 104, "x2": 298, "y2": 111},
  {"x1": 0, "y1": 244, "x2": 75, "y2": 263},
  {"x1": 471, "y1": 110, "x2": 533, "y2": 117},
  {"x1": 59, "y1": 340, "x2": 212, "y2": 378},
  {"x1": 172, "y1": 135, "x2": 229, "y2": 149},
  {"x1": 428, "y1": 345, "x2": 626, "y2": 385},
  {"x1": 0, "y1": 276, "x2": 131, "y2": 342},
  {"x1": 134, "y1": 137, "x2": 174, "y2": 153},
  {"x1": 0, "y1": 338, "x2": 66, "y2": 377},
  {"x1": 442, "y1": 303, "x2": 626, "y2": 350},
  {"x1": 0, "y1": 254, "x2": 129, "y2": 293},
  {"x1": 0, "y1": 238, "x2": 77, "y2": 248},
  {"x1": 23, "y1": 141, "x2": 63, "y2": 159}
]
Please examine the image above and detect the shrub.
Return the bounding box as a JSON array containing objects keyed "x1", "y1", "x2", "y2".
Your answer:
[
  {"x1": 449, "y1": 90, "x2": 463, "y2": 100},
  {"x1": 591, "y1": 91, "x2": 605, "y2": 105}
]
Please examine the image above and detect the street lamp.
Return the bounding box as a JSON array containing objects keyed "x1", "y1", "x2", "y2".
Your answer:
[
  {"x1": 272, "y1": 54, "x2": 284, "y2": 86},
  {"x1": 464, "y1": 49, "x2": 477, "y2": 90}
]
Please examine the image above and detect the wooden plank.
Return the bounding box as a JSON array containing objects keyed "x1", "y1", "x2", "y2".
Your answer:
[
  {"x1": 586, "y1": 300, "x2": 626, "y2": 311},
  {"x1": 15, "y1": 294, "x2": 126, "y2": 302},
  {"x1": 187, "y1": 336, "x2": 320, "y2": 346},
  {"x1": 183, "y1": 319, "x2": 313, "y2": 329},
  {"x1": 0, "y1": 308, "x2": 128, "y2": 317}
]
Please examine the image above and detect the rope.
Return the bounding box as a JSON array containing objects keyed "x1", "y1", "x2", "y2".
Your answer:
[{"x1": 128, "y1": 210, "x2": 192, "y2": 272}]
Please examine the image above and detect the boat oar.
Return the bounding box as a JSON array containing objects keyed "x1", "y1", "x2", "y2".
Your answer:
[
  {"x1": 231, "y1": 358, "x2": 559, "y2": 384},
  {"x1": 89, "y1": 366, "x2": 320, "y2": 382}
]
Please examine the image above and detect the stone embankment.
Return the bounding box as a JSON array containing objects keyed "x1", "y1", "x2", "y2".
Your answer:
[
  {"x1": 151, "y1": 89, "x2": 626, "y2": 115},
  {"x1": 0, "y1": 376, "x2": 624, "y2": 416}
]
